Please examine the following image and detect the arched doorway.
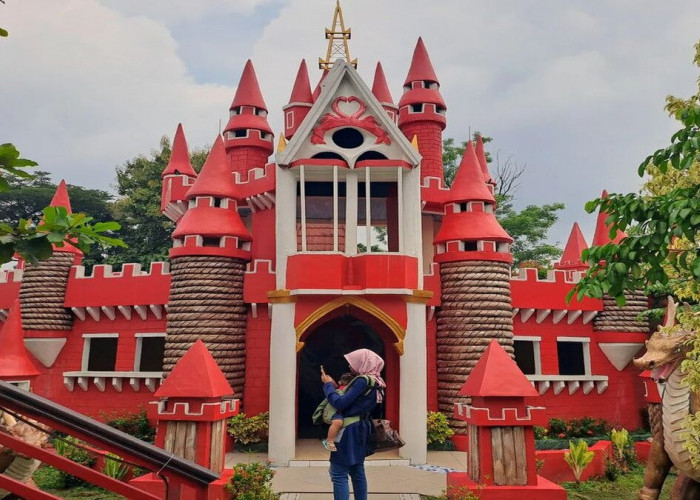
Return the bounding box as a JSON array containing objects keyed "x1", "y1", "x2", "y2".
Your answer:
[{"x1": 297, "y1": 313, "x2": 398, "y2": 438}]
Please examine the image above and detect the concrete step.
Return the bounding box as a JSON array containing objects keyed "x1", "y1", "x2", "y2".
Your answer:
[{"x1": 281, "y1": 494, "x2": 420, "y2": 499}]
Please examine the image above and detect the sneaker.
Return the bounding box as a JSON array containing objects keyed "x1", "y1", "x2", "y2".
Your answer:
[{"x1": 322, "y1": 439, "x2": 337, "y2": 451}]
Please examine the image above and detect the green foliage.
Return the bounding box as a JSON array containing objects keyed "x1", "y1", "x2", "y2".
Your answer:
[
  {"x1": 610, "y1": 428, "x2": 630, "y2": 461},
  {"x1": 103, "y1": 409, "x2": 156, "y2": 444},
  {"x1": 547, "y1": 416, "x2": 609, "y2": 439},
  {"x1": 0, "y1": 143, "x2": 37, "y2": 192},
  {"x1": 225, "y1": 462, "x2": 279, "y2": 500},
  {"x1": 426, "y1": 411, "x2": 454, "y2": 445},
  {"x1": 52, "y1": 436, "x2": 97, "y2": 488},
  {"x1": 564, "y1": 439, "x2": 595, "y2": 483},
  {"x1": 534, "y1": 425, "x2": 549, "y2": 440},
  {"x1": 101, "y1": 453, "x2": 129, "y2": 480},
  {"x1": 563, "y1": 463, "x2": 671, "y2": 499},
  {"x1": 682, "y1": 412, "x2": 700, "y2": 469},
  {"x1": 228, "y1": 412, "x2": 269, "y2": 446},
  {"x1": 424, "y1": 485, "x2": 481, "y2": 500},
  {"x1": 108, "y1": 135, "x2": 207, "y2": 267},
  {"x1": 33, "y1": 465, "x2": 66, "y2": 490}
]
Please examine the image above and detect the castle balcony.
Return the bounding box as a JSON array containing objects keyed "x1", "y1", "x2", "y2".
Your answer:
[
  {"x1": 286, "y1": 253, "x2": 419, "y2": 292},
  {"x1": 62, "y1": 371, "x2": 162, "y2": 393}
]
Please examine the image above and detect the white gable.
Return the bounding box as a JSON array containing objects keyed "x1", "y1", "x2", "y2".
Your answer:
[{"x1": 276, "y1": 60, "x2": 421, "y2": 168}]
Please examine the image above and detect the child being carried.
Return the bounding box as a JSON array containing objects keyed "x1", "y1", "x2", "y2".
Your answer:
[{"x1": 315, "y1": 372, "x2": 355, "y2": 451}]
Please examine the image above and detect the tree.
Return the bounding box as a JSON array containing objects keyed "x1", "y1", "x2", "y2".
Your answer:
[
  {"x1": 443, "y1": 133, "x2": 564, "y2": 269},
  {"x1": 569, "y1": 40, "x2": 700, "y2": 466},
  {"x1": 107, "y1": 136, "x2": 207, "y2": 267},
  {"x1": 0, "y1": 143, "x2": 123, "y2": 264}
]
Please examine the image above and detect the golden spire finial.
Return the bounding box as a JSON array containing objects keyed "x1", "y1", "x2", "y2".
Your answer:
[
  {"x1": 277, "y1": 133, "x2": 287, "y2": 153},
  {"x1": 318, "y1": 0, "x2": 357, "y2": 70}
]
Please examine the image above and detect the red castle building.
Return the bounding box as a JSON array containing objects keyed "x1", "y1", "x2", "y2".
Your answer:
[{"x1": 0, "y1": 3, "x2": 650, "y2": 465}]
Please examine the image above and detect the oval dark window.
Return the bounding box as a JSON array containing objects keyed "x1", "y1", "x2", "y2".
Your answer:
[{"x1": 332, "y1": 128, "x2": 364, "y2": 149}]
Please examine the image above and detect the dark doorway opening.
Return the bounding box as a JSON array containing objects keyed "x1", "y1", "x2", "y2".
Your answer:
[{"x1": 297, "y1": 314, "x2": 385, "y2": 439}]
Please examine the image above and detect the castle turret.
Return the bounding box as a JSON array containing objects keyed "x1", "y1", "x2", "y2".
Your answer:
[
  {"x1": 161, "y1": 123, "x2": 197, "y2": 222},
  {"x1": 164, "y1": 135, "x2": 251, "y2": 396},
  {"x1": 554, "y1": 222, "x2": 589, "y2": 273},
  {"x1": 283, "y1": 60, "x2": 313, "y2": 140},
  {"x1": 19, "y1": 181, "x2": 79, "y2": 330},
  {"x1": 434, "y1": 141, "x2": 514, "y2": 432},
  {"x1": 591, "y1": 190, "x2": 649, "y2": 333},
  {"x1": 372, "y1": 62, "x2": 398, "y2": 123},
  {"x1": 398, "y1": 38, "x2": 447, "y2": 184},
  {"x1": 223, "y1": 60, "x2": 274, "y2": 179},
  {"x1": 0, "y1": 301, "x2": 40, "y2": 388}
]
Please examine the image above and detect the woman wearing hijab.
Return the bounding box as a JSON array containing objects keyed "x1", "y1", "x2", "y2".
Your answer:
[{"x1": 320, "y1": 348, "x2": 386, "y2": 500}]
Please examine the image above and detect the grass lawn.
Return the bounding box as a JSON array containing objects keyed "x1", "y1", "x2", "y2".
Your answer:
[
  {"x1": 42, "y1": 486, "x2": 124, "y2": 499},
  {"x1": 564, "y1": 467, "x2": 675, "y2": 500}
]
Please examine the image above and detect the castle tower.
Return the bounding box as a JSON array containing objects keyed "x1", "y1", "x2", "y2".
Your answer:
[
  {"x1": 433, "y1": 141, "x2": 514, "y2": 431},
  {"x1": 372, "y1": 62, "x2": 398, "y2": 123},
  {"x1": 398, "y1": 38, "x2": 447, "y2": 185},
  {"x1": 591, "y1": 191, "x2": 649, "y2": 333},
  {"x1": 283, "y1": 60, "x2": 313, "y2": 140},
  {"x1": 553, "y1": 222, "x2": 589, "y2": 274},
  {"x1": 19, "y1": 181, "x2": 79, "y2": 330},
  {"x1": 223, "y1": 60, "x2": 274, "y2": 179},
  {"x1": 161, "y1": 123, "x2": 198, "y2": 222},
  {"x1": 163, "y1": 135, "x2": 252, "y2": 396}
]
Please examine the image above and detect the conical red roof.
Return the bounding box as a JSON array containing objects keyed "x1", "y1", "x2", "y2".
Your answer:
[
  {"x1": 592, "y1": 190, "x2": 626, "y2": 246},
  {"x1": 556, "y1": 222, "x2": 588, "y2": 270},
  {"x1": 230, "y1": 60, "x2": 267, "y2": 111},
  {"x1": 372, "y1": 62, "x2": 394, "y2": 105},
  {"x1": 459, "y1": 340, "x2": 538, "y2": 397},
  {"x1": 50, "y1": 180, "x2": 72, "y2": 214},
  {"x1": 403, "y1": 37, "x2": 439, "y2": 86},
  {"x1": 434, "y1": 211, "x2": 512, "y2": 244},
  {"x1": 162, "y1": 124, "x2": 197, "y2": 178},
  {"x1": 475, "y1": 135, "x2": 494, "y2": 185},
  {"x1": 155, "y1": 340, "x2": 233, "y2": 398},
  {"x1": 0, "y1": 300, "x2": 40, "y2": 378},
  {"x1": 185, "y1": 135, "x2": 238, "y2": 200},
  {"x1": 449, "y1": 141, "x2": 495, "y2": 204},
  {"x1": 288, "y1": 60, "x2": 313, "y2": 104},
  {"x1": 49, "y1": 181, "x2": 81, "y2": 255}
]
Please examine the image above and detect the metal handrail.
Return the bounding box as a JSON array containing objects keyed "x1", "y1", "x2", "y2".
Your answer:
[{"x1": 0, "y1": 380, "x2": 218, "y2": 488}]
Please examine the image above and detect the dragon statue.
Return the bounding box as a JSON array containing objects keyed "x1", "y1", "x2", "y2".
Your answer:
[
  {"x1": 634, "y1": 298, "x2": 700, "y2": 500},
  {"x1": 0, "y1": 410, "x2": 48, "y2": 499}
]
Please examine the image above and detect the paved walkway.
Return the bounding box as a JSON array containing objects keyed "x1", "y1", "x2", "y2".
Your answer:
[{"x1": 225, "y1": 442, "x2": 467, "y2": 499}]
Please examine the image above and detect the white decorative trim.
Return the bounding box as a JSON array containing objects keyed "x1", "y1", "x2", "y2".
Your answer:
[
  {"x1": 598, "y1": 342, "x2": 644, "y2": 371},
  {"x1": 62, "y1": 371, "x2": 163, "y2": 393},
  {"x1": 86, "y1": 307, "x2": 100, "y2": 321},
  {"x1": 567, "y1": 380, "x2": 580, "y2": 395},
  {"x1": 118, "y1": 305, "x2": 132, "y2": 320},
  {"x1": 557, "y1": 336, "x2": 591, "y2": 342},
  {"x1": 154, "y1": 399, "x2": 238, "y2": 417},
  {"x1": 24, "y1": 338, "x2": 67, "y2": 368},
  {"x1": 536, "y1": 309, "x2": 551, "y2": 323},
  {"x1": 552, "y1": 310, "x2": 567, "y2": 324},
  {"x1": 520, "y1": 308, "x2": 535, "y2": 322},
  {"x1": 101, "y1": 306, "x2": 116, "y2": 320},
  {"x1": 71, "y1": 307, "x2": 86, "y2": 321},
  {"x1": 526, "y1": 374, "x2": 609, "y2": 395},
  {"x1": 134, "y1": 305, "x2": 148, "y2": 320},
  {"x1": 582, "y1": 311, "x2": 598, "y2": 324},
  {"x1": 582, "y1": 380, "x2": 595, "y2": 395},
  {"x1": 149, "y1": 304, "x2": 164, "y2": 319},
  {"x1": 552, "y1": 380, "x2": 566, "y2": 395},
  {"x1": 454, "y1": 403, "x2": 546, "y2": 422},
  {"x1": 567, "y1": 310, "x2": 582, "y2": 324}
]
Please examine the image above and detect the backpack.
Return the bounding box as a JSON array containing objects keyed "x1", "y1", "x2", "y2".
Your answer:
[{"x1": 311, "y1": 375, "x2": 375, "y2": 426}]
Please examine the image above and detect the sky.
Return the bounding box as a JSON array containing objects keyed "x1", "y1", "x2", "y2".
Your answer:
[{"x1": 1, "y1": 0, "x2": 699, "y2": 248}]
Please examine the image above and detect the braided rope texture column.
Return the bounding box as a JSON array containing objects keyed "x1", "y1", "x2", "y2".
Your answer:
[
  {"x1": 594, "y1": 291, "x2": 649, "y2": 333},
  {"x1": 164, "y1": 256, "x2": 248, "y2": 397},
  {"x1": 19, "y1": 253, "x2": 74, "y2": 330},
  {"x1": 436, "y1": 260, "x2": 514, "y2": 432}
]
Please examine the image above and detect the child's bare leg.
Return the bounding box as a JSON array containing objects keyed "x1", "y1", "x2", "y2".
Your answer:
[
  {"x1": 322, "y1": 419, "x2": 342, "y2": 451},
  {"x1": 327, "y1": 419, "x2": 342, "y2": 442}
]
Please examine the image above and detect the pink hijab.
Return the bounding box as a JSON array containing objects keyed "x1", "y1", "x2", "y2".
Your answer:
[{"x1": 344, "y1": 349, "x2": 386, "y2": 402}]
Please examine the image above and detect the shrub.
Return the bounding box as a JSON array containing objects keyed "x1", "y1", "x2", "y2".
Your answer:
[
  {"x1": 228, "y1": 412, "x2": 269, "y2": 446},
  {"x1": 564, "y1": 439, "x2": 595, "y2": 484},
  {"x1": 52, "y1": 435, "x2": 96, "y2": 488},
  {"x1": 544, "y1": 417, "x2": 610, "y2": 440},
  {"x1": 427, "y1": 411, "x2": 454, "y2": 445},
  {"x1": 102, "y1": 452, "x2": 129, "y2": 480},
  {"x1": 33, "y1": 465, "x2": 66, "y2": 490},
  {"x1": 611, "y1": 428, "x2": 630, "y2": 460},
  {"x1": 534, "y1": 426, "x2": 549, "y2": 440},
  {"x1": 225, "y1": 462, "x2": 279, "y2": 500},
  {"x1": 103, "y1": 409, "x2": 156, "y2": 443}
]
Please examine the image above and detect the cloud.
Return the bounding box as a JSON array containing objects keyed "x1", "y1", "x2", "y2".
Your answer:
[
  {"x1": 2, "y1": 0, "x2": 700, "y2": 248},
  {"x1": 0, "y1": 0, "x2": 235, "y2": 188}
]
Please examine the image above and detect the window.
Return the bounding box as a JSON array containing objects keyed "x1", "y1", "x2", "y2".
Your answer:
[
  {"x1": 557, "y1": 337, "x2": 591, "y2": 376},
  {"x1": 285, "y1": 111, "x2": 294, "y2": 129},
  {"x1": 513, "y1": 337, "x2": 541, "y2": 375},
  {"x1": 135, "y1": 334, "x2": 165, "y2": 372},
  {"x1": 83, "y1": 335, "x2": 118, "y2": 372}
]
